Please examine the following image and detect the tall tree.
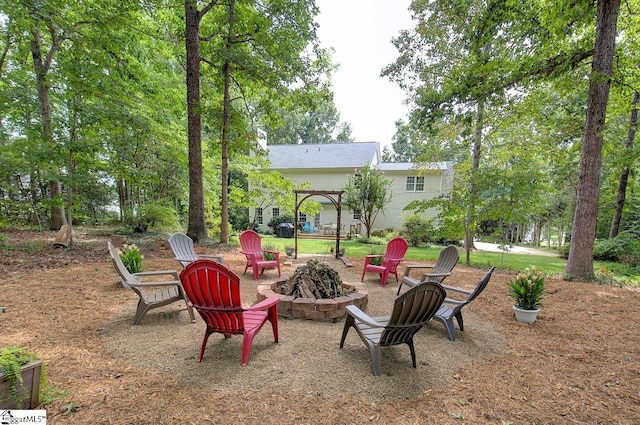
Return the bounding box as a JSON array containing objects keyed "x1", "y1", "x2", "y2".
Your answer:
[
  {"x1": 342, "y1": 163, "x2": 393, "y2": 237},
  {"x1": 185, "y1": 0, "x2": 218, "y2": 241},
  {"x1": 609, "y1": 90, "x2": 639, "y2": 238},
  {"x1": 566, "y1": 0, "x2": 621, "y2": 280}
]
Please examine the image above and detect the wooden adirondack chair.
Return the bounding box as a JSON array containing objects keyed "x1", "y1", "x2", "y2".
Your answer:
[
  {"x1": 179, "y1": 259, "x2": 280, "y2": 366},
  {"x1": 107, "y1": 241, "x2": 195, "y2": 325},
  {"x1": 397, "y1": 245, "x2": 459, "y2": 295},
  {"x1": 339, "y1": 281, "x2": 446, "y2": 376},
  {"x1": 433, "y1": 267, "x2": 495, "y2": 341},
  {"x1": 167, "y1": 232, "x2": 224, "y2": 268},
  {"x1": 361, "y1": 237, "x2": 409, "y2": 287},
  {"x1": 239, "y1": 230, "x2": 281, "y2": 280}
]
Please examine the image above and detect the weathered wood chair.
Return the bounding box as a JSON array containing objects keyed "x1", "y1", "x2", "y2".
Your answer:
[
  {"x1": 339, "y1": 281, "x2": 446, "y2": 376},
  {"x1": 167, "y1": 232, "x2": 224, "y2": 268},
  {"x1": 397, "y1": 245, "x2": 459, "y2": 295},
  {"x1": 107, "y1": 241, "x2": 195, "y2": 325},
  {"x1": 361, "y1": 237, "x2": 409, "y2": 287},
  {"x1": 433, "y1": 267, "x2": 495, "y2": 341},
  {"x1": 239, "y1": 230, "x2": 281, "y2": 280},
  {"x1": 179, "y1": 259, "x2": 280, "y2": 366}
]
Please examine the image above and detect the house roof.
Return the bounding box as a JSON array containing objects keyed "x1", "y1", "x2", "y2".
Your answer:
[
  {"x1": 378, "y1": 162, "x2": 450, "y2": 171},
  {"x1": 266, "y1": 142, "x2": 381, "y2": 169}
]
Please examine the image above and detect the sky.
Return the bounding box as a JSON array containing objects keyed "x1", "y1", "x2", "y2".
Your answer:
[{"x1": 314, "y1": 0, "x2": 414, "y2": 151}]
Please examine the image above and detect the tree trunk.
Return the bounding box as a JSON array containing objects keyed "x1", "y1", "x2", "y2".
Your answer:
[
  {"x1": 464, "y1": 99, "x2": 484, "y2": 264},
  {"x1": 219, "y1": 0, "x2": 236, "y2": 245},
  {"x1": 609, "y1": 90, "x2": 638, "y2": 238},
  {"x1": 185, "y1": 0, "x2": 207, "y2": 242},
  {"x1": 566, "y1": 0, "x2": 620, "y2": 280},
  {"x1": 30, "y1": 23, "x2": 66, "y2": 230}
]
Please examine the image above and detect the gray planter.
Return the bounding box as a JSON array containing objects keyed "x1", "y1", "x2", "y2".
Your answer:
[{"x1": 513, "y1": 306, "x2": 540, "y2": 323}]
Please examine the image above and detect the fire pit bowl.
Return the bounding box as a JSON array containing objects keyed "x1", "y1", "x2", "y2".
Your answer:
[{"x1": 256, "y1": 279, "x2": 367, "y2": 322}]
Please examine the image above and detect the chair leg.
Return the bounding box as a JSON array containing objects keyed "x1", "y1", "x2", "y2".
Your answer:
[
  {"x1": 380, "y1": 270, "x2": 390, "y2": 287},
  {"x1": 339, "y1": 314, "x2": 355, "y2": 347},
  {"x1": 434, "y1": 315, "x2": 456, "y2": 341},
  {"x1": 396, "y1": 283, "x2": 403, "y2": 296},
  {"x1": 276, "y1": 261, "x2": 281, "y2": 277},
  {"x1": 252, "y1": 265, "x2": 259, "y2": 280},
  {"x1": 455, "y1": 312, "x2": 464, "y2": 332},
  {"x1": 369, "y1": 342, "x2": 381, "y2": 376},
  {"x1": 197, "y1": 329, "x2": 213, "y2": 363},
  {"x1": 241, "y1": 331, "x2": 257, "y2": 366},
  {"x1": 407, "y1": 339, "x2": 417, "y2": 368},
  {"x1": 360, "y1": 267, "x2": 366, "y2": 282},
  {"x1": 268, "y1": 306, "x2": 279, "y2": 343},
  {"x1": 133, "y1": 300, "x2": 149, "y2": 325}
]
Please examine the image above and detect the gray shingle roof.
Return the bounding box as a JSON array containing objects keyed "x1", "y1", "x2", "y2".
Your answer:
[{"x1": 266, "y1": 142, "x2": 381, "y2": 169}]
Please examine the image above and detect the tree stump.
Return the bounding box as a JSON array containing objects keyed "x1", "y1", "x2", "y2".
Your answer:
[{"x1": 53, "y1": 225, "x2": 73, "y2": 248}]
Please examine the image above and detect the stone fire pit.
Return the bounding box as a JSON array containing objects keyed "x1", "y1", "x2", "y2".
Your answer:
[{"x1": 256, "y1": 259, "x2": 368, "y2": 322}]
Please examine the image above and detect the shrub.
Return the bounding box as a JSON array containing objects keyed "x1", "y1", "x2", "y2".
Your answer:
[
  {"x1": 402, "y1": 214, "x2": 434, "y2": 247},
  {"x1": 263, "y1": 242, "x2": 277, "y2": 261},
  {"x1": 593, "y1": 231, "x2": 640, "y2": 262},
  {"x1": 507, "y1": 266, "x2": 545, "y2": 310},
  {"x1": 120, "y1": 244, "x2": 144, "y2": 274},
  {"x1": 368, "y1": 246, "x2": 383, "y2": 266},
  {"x1": 267, "y1": 214, "x2": 294, "y2": 234}
]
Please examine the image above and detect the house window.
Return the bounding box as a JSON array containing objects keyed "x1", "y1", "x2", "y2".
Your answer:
[
  {"x1": 353, "y1": 212, "x2": 361, "y2": 220},
  {"x1": 298, "y1": 212, "x2": 307, "y2": 223},
  {"x1": 314, "y1": 215, "x2": 320, "y2": 228},
  {"x1": 257, "y1": 208, "x2": 263, "y2": 225},
  {"x1": 406, "y1": 176, "x2": 425, "y2": 192},
  {"x1": 272, "y1": 208, "x2": 279, "y2": 218}
]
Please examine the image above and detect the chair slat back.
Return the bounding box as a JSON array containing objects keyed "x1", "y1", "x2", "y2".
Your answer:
[
  {"x1": 381, "y1": 282, "x2": 445, "y2": 346},
  {"x1": 168, "y1": 232, "x2": 197, "y2": 257},
  {"x1": 461, "y1": 266, "x2": 495, "y2": 306},
  {"x1": 382, "y1": 237, "x2": 409, "y2": 266},
  {"x1": 433, "y1": 245, "x2": 459, "y2": 274},
  {"x1": 180, "y1": 260, "x2": 245, "y2": 333},
  {"x1": 239, "y1": 230, "x2": 263, "y2": 257}
]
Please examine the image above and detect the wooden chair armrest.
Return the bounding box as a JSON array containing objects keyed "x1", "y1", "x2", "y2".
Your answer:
[
  {"x1": 345, "y1": 305, "x2": 385, "y2": 327},
  {"x1": 248, "y1": 296, "x2": 280, "y2": 311},
  {"x1": 198, "y1": 254, "x2": 224, "y2": 263},
  {"x1": 403, "y1": 264, "x2": 434, "y2": 276},
  {"x1": 440, "y1": 284, "x2": 472, "y2": 295},
  {"x1": 133, "y1": 270, "x2": 179, "y2": 280},
  {"x1": 421, "y1": 271, "x2": 451, "y2": 280},
  {"x1": 129, "y1": 279, "x2": 181, "y2": 288},
  {"x1": 443, "y1": 298, "x2": 466, "y2": 306},
  {"x1": 365, "y1": 254, "x2": 383, "y2": 259}
]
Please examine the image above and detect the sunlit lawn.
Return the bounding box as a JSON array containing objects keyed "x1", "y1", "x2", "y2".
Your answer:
[{"x1": 254, "y1": 235, "x2": 621, "y2": 278}]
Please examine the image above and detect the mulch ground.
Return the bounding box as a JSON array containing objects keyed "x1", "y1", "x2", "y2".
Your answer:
[{"x1": 1, "y1": 228, "x2": 639, "y2": 424}]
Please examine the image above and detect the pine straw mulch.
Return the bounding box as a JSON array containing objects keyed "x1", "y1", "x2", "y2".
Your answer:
[{"x1": 0, "y1": 228, "x2": 639, "y2": 424}]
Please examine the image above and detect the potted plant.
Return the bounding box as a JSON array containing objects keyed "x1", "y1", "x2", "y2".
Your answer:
[
  {"x1": 285, "y1": 246, "x2": 295, "y2": 257},
  {"x1": 0, "y1": 346, "x2": 43, "y2": 409},
  {"x1": 507, "y1": 266, "x2": 545, "y2": 323}
]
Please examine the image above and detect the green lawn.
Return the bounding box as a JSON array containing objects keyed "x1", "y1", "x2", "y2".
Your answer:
[{"x1": 252, "y1": 235, "x2": 625, "y2": 279}]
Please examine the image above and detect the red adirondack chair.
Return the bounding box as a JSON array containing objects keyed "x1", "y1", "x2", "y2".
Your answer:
[
  {"x1": 179, "y1": 259, "x2": 280, "y2": 366},
  {"x1": 361, "y1": 237, "x2": 409, "y2": 287},
  {"x1": 239, "y1": 230, "x2": 281, "y2": 280}
]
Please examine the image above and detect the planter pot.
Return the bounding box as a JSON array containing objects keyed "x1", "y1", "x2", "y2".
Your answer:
[
  {"x1": 285, "y1": 248, "x2": 295, "y2": 257},
  {"x1": 513, "y1": 306, "x2": 540, "y2": 323},
  {"x1": 0, "y1": 360, "x2": 42, "y2": 409}
]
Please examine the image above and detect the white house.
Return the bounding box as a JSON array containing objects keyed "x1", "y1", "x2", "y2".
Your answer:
[{"x1": 253, "y1": 142, "x2": 453, "y2": 234}]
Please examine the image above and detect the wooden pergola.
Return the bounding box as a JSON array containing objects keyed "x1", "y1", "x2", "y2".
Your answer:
[{"x1": 293, "y1": 190, "x2": 343, "y2": 259}]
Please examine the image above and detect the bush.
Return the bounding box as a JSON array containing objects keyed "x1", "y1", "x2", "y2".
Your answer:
[
  {"x1": 120, "y1": 243, "x2": 144, "y2": 274},
  {"x1": 593, "y1": 231, "x2": 640, "y2": 262},
  {"x1": 263, "y1": 242, "x2": 277, "y2": 261},
  {"x1": 368, "y1": 246, "x2": 383, "y2": 266},
  {"x1": 267, "y1": 214, "x2": 294, "y2": 234},
  {"x1": 402, "y1": 214, "x2": 434, "y2": 247},
  {"x1": 138, "y1": 201, "x2": 180, "y2": 231}
]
